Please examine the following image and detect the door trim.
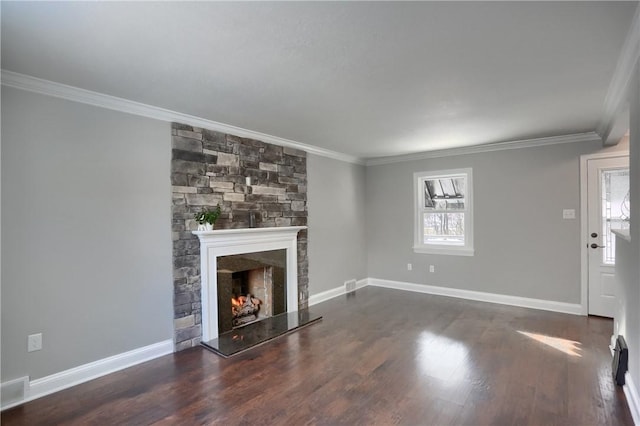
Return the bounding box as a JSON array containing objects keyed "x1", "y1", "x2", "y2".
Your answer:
[{"x1": 579, "y1": 151, "x2": 629, "y2": 315}]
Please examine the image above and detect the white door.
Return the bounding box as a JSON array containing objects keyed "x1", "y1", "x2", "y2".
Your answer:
[{"x1": 587, "y1": 156, "x2": 629, "y2": 317}]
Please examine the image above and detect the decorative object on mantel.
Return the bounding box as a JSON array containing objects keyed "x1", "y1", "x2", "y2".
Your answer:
[{"x1": 194, "y1": 205, "x2": 222, "y2": 231}]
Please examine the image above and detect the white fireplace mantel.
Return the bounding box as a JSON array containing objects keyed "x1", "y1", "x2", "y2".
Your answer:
[
  {"x1": 193, "y1": 226, "x2": 306, "y2": 341},
  {"x1": 193, "y1": 226, "x2": 307, "y2": 247}
]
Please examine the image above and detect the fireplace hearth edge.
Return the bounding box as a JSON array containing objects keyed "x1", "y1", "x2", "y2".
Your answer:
[{"x1": 201, "y1": 309, "x2": 322, "y2": 358}]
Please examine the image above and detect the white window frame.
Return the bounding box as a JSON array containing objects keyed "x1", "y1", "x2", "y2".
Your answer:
[{"x1": 413, "y1": 168, "x2": 474, "y2": 256}]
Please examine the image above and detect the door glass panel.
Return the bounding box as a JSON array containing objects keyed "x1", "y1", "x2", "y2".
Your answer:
[{"x1": 601, "y1": 169, "x2": 630, "y2": 264}]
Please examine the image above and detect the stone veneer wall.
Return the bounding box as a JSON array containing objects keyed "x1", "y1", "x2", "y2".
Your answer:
[{"x1": 170, "y1": 122, "x2": 308, "y2": 350}]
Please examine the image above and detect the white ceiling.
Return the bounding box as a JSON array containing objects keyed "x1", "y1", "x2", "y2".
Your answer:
[{"x1": 1, "y1": 2, "x2": 636, "y2": 159}]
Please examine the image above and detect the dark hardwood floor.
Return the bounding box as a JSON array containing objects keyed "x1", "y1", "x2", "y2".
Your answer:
[{"x1": 2, "y1": 287, "x2": 633, "y2": 425}]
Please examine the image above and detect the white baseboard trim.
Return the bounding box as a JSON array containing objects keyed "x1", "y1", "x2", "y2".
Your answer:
[
  {"x1": 625, "y1": 372, "x2": 640, "y2": 425},
  {"x1": 367, "y1": 278, "x2": 583, "y2": 315},
  {"x1": 308, "y1": 279, "x2": 368, "y2": 306},
  {"x1": 1, "y1": 339, "x2": 173, "y2": 411}
]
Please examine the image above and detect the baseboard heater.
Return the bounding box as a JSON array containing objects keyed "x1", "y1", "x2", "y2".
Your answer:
[{"x1": 612, "y1": 335, "x2": 628, "y2": 386}]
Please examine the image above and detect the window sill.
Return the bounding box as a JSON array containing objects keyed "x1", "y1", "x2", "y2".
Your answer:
[{"x1": 413, "y1": 246, "x2": 475, "y2": 256}]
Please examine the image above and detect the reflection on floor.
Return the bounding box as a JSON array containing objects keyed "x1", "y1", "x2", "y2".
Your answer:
[{"x1": 518, "y1": 330, "x2": 582, "y2": 357}]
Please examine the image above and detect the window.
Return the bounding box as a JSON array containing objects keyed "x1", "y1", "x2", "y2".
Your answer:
[{"x1": 414, "y1": 168, "x2": 474, "y2": 256}]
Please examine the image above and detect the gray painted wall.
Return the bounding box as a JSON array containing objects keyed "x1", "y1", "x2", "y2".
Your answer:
[
  {"x1": 307, "y1": 154, "x2": 367, "y2": 294},
  {"x1": 615, "y1": 63, "x2": 640, "y2": 389},
  {"x1": 366, "y1": 140, "x2": 627, "y2": 304},
  {"x1": 1, "y1": 87, "x2": 174, "y2": 381}
]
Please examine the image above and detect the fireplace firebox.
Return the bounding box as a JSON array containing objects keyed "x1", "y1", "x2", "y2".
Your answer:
[{"x1": 217, "y1": 249, "x2": 286, "y2": 333}]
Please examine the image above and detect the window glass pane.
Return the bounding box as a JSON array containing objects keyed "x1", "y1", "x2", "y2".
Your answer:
[
  {"x1": 601, "y1": 169, "x2": 630, "y2": 264},
  {"x1": 424, "y1": 177, "x2": 465, "y2": 210},
  {"x1": 424, "y1": 181, "x2": 435, "y2": 208},
  {"x1": 423, "y1": 212, "x2": 465, "y2": 245},
  {"x1": 432, "y1": 199, "x2": 465, "y2": 210},
  {"x1": 452, "y1": 178, "x2": 465, "y2": 197},
  {"x1": 439, "y1": 179, "x2": 456, "y2": 196}
]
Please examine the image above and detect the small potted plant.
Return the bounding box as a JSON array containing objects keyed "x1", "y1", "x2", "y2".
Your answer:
[{"x1": 194, "y1": 205, "x2": 222, "y2": 231}]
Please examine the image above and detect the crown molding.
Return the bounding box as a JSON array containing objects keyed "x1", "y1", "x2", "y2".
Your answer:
[
  {"x1": 1, "y1": 70, "x2": 607, "y2": 167},
  {"x1": 365, "y1": 132, "x2": 602, "y2": 166},
  {"x1": 596, "y1": 4, "x2": 640, "y2": 145},
  {"x1": 1, "y1": 70, "x2": 364, "y2": 165}
]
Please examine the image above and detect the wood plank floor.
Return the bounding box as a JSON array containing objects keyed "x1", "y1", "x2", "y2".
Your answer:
[{"x1": 2, "y1": 287, "x2": 633, "y2": 425}]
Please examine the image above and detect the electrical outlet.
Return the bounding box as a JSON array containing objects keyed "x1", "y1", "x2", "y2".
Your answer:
[
  {"x1": 429, "y1": 265, "x2": 435, "y2": 273},
  {"x1": 407, "y1": 263, "x2": 412, "y2": 271},
  {"x1": 563, "y1": 209, "x2": 576, "y2": 219},
  {"x1": 27, "y1": 333, "x2": 42, "y2": 352}
]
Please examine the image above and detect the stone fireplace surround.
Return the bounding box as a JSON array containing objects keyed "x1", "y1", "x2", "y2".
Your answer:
[{"x1": 171, "y1": 123, "x2": 308, "y2": 351}]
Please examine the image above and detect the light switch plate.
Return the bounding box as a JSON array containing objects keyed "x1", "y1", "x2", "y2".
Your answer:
[{"x1": 563, "y1": 209, "x2": 576, "y2": 219}]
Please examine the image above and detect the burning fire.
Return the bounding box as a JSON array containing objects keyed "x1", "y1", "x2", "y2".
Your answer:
[
  {"x1": 231, "y1": 294, "x2": 261, "y2": 317},
  {"x1": 230, "y1": 294, "x2": 262, "y2": 328},
  {"x1": 231, "y1": 296, "x2": 245, "y2": 307}
]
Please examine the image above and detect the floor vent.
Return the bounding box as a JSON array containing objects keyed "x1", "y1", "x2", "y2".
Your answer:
[
  {"x1": 1, "y1": 376, "x2": 29, "y2": 409},
  {"x1": 344, "y1": 279, "x2": 357, "y2": 293},
  {"x1": 613, "y1": 335, "x2": 628, "y2": 386}
]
